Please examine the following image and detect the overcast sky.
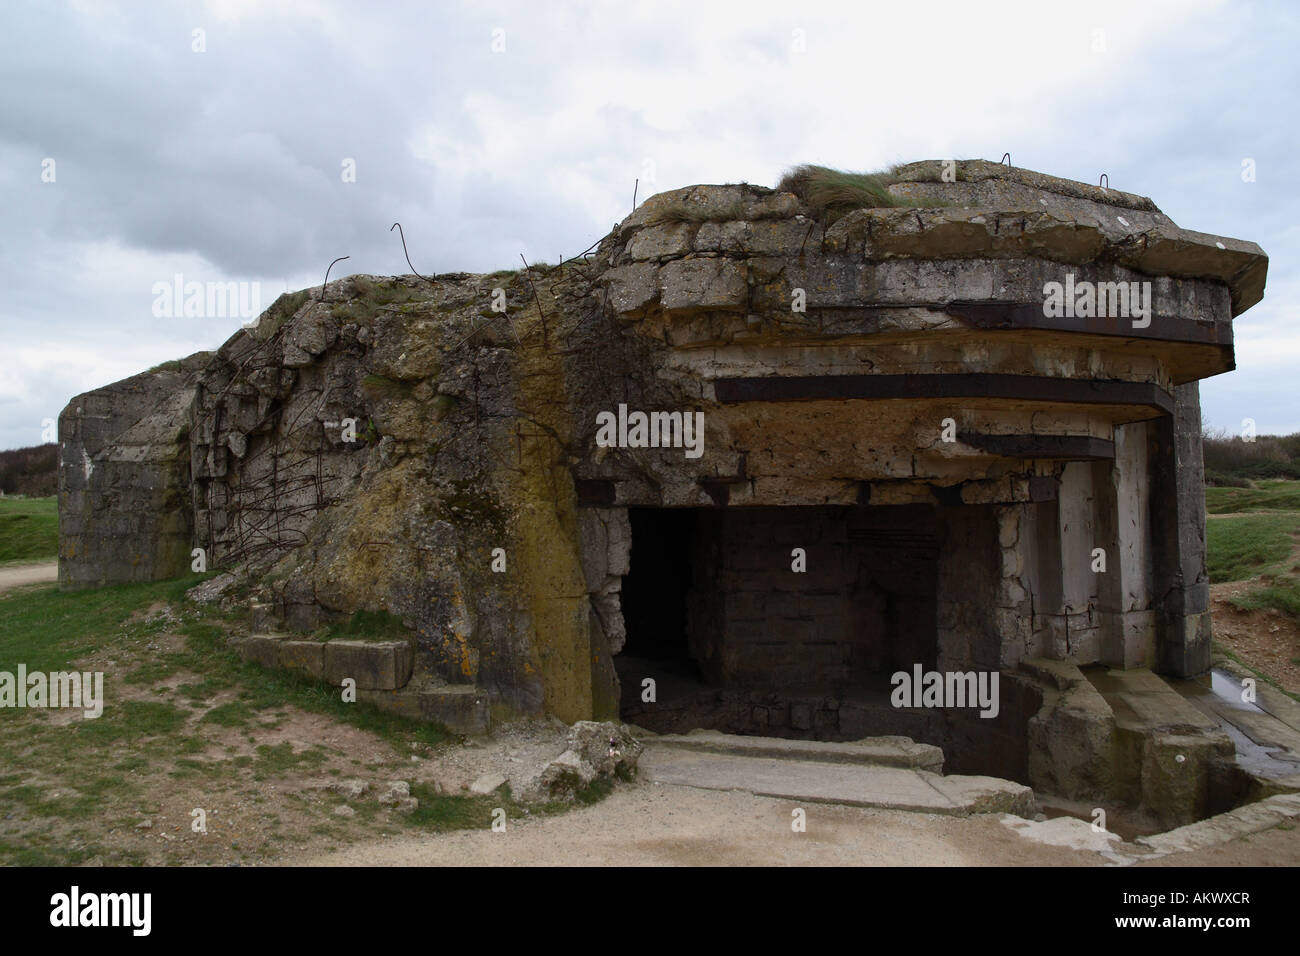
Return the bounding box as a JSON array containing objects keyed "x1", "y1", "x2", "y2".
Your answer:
[{"x1": 2, "y1": 0, "x2": 1296, "y2": 452}]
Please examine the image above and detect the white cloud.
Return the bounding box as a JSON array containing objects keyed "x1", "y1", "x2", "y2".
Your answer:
[{"x1": 1, "y1": 0, "x2": 1295, "y2": 452}]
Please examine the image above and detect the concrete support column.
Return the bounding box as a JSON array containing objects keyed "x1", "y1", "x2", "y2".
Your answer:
[
  {"x1": 1149, "y1": 382, "x2": 1212, "y2": 678},
  {"x1": 1055, "y1": 462, "x2": 1102, "y2": 662},
  {"x1": 1095, "y1": 422, "x2": 1156, "y2": 668},
  {"x1": 576, "y1": 506, "x2": 631, "y2": 720}
]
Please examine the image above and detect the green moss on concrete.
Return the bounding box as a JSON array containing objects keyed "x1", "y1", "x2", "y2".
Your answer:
[
  {"x1": 361, "y1": 374, "x2": 415, "y2": 401},
  {"x1": 442, "y1": 478, "x2": 507, "y2": 538},
  {"x1": 331, "y1": 277, "x2": 428, "y2": 324},
  {"x1": 252, "y1": 288, "x2": 311, "y2": 342},
  {"x1": 320, "y1": 608, "x2": 412, "y2": 642}
]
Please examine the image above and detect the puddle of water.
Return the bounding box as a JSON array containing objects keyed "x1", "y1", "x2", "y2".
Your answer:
[
  {"x1": 1171, "y1": 668, "x2": 1299, "y2": 778},
  {"x1": 1176, "y1": 669, "x2": 1267, "y2": 714}
]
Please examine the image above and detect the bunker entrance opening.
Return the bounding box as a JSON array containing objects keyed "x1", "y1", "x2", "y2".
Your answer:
[{"x1": 616, "y1": 504, "x2": 945, "y2": 740}]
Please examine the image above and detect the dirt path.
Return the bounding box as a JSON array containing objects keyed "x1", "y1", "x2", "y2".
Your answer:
[
  {"x1": 285, "y1": 781, "x2": 1300, "y2": 867},
  {"x1": 0, "y1": 560, "x2": 57, "y2": 595},
  {"x1": 286, "y1": 784, "x2": 1103, "y2": 866}
]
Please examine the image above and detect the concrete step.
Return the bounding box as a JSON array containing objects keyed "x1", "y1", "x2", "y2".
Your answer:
[
  {"x1": 639, "y1": 746, "x2": 1033, "y2": 816},
  {"x1": 356, "y1": 680, "x2": 491, "y2": 736},
  {"x1": 1135, "y1": 793, "x2": 1300, "y2": 858},
  {"x1": 229, "y1": 632, "x2": 413, "y2": 690},
  {"x1": 1087, "y1": 668, "x2": 1222, "y2": 733},
  {"x1": 647, "y1": 729, "x2": 944, "y2": 772}
]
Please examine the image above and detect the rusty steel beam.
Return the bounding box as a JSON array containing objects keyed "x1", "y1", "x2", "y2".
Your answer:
[
  {"x1": 959, "y1": 433, "x2": 1116, "y2": 460},
  {"x1": 713, "y1": 373, "x2": 1175, "y2": 415},
  {"x1": 941, "y1": 301, "x2": 1231, "y2": 348}
]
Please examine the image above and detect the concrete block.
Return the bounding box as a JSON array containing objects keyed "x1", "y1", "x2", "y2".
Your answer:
[
  {"x1": 659, "y1": 258, "x2": 747, "y2": 313},
  {"x1": 417, "y1": 686, "x2": 490, "y2": 735},
  {"x1": 323, "y1": 639, "x2": 414, "y2": 690},
  {"x1": 627, "y1": 222, "x2": 694, "y2": 260},
  {"x1": 236, "y1": 634, "x2": 286, "y2": 669},
  {"x1": 279, "y1": 640, "x2": 325, "y2": 679}
]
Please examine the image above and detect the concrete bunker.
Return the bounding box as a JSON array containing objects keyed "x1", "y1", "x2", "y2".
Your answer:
[{"x1": 57, "y1": 159, "x2": 1279, "y2": 830}]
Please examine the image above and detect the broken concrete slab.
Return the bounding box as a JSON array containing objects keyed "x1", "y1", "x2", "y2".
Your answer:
[
  {"x1": 650, "y1": 729, "x2": 944, "y2": 772},
  {"x1": 639, "y1": 747, "x2": 1034, "y2": 817},
  {"x1": 999, "y1": 814, "x2": 1127, "y2": 858},
  {"x1": 659, "y1": 257, "x2": 747, "y2": 313},
  {"x1": 515, "y1": 721, "x2": 642, "y2": 803},
  {"x1": 468, "y1": 772, "x2": 508, "y2": 795}
]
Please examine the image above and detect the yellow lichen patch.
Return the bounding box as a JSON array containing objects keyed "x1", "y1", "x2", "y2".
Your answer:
[
  {"x1": 505, "y1": 290, "x2": 594, "y2": 723},
  {"x1": 314, "y1": 460, "x2": 423, "y2": 611}
]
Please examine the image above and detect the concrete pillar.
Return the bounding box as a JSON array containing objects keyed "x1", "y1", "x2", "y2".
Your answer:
[
  {"x1": 1055, "y1": 462, "x2": 1101, "y2": 662},
  {"x1": 1149, "y1": 382, "x2": 1212, "y2": 677},
  {"x1": 1095, "y1": 422, "x2": 1156, "y2": 668}
]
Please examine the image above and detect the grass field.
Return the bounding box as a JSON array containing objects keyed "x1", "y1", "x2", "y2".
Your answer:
[
  {"x1": 0, "y1": 496, "x2": 56, "y2": 564},
  {"x1": 1205, "y1": 480, "x2": 1300, "y2": 619},
  {"x1": 0, "y1": 570, "x2": 601, "y2": 864}
]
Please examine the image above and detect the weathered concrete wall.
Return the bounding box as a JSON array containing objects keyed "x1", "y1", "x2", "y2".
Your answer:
[{"x1": 58, "y1": 355, "x2": 208, "y2": 588}]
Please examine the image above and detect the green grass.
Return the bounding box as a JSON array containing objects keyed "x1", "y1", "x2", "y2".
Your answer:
[
  {"x1": 317, "y1": 608, "x2": 412, "y2": 642},
  {"x1": 199, "y1": 701, "x2": 254, "y2": 727},
  {"x1": 251, "y1": 742, "x2": 328, "y2": 780},
  {"x1": 776, "y1": 164, "x2": 948, "y2": 219},
  {"x1": 0, "y1": 496, "x2": 57, "y2": 564},
  {"x1": 646, "y1": 199, "x2": 748, "y2": 225},
  {"x1": 1233, "y1": 580, "x2": 1300, "y2": 619},
  {"x1": 1203, "y1": 480, "x2": 1300, "y2": 623},
  {"x1": 73, "y1": 700, "x2": 189, "y2": 746},
  {"x1": 403, "y1": 784, "x2": 511, "y2": 831},
  {"x1": 1204, "y1": 513, "x2": 1300, "y2": 582},
  {"x1": 0, "y1": 576, "x2": 198, "y2": 674},
  {"x1": 401, "y1": 777, "x2": 616, "y2": 833},
  {"x1": 0, "y1": 576, "x2": 451, "y2": 751},
  {"x1": 1206, "y1": 480, "x2": 1300, "y2": 514},
  {"x1": 0, "y1": 574, "x2": 614, "y2": 864}
]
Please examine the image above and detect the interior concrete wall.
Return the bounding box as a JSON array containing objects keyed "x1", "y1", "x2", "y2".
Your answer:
[{"x1": 684, "y1": 505, "x2": 939, "y2": 688}]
